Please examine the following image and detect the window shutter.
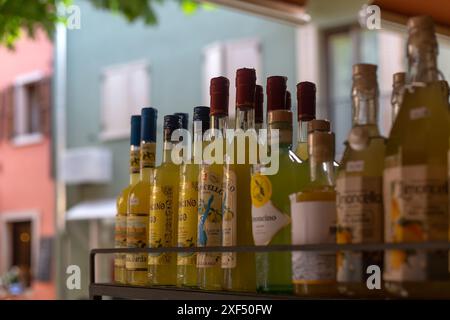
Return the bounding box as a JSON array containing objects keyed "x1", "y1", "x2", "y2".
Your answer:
[
  {"x1": 3, "y1": 86, "x2": 15, "y2": 140},
  {"x1": 37, "y1": 77, "x2": 52, "y2": 135}
]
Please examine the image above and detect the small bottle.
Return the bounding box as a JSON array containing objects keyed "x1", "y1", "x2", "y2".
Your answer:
[
  {"x1": 390, "y1": 72, "x2": 406, "y2": 126},
  {"x1": 295, "y1": 82, "x2": 316, "y2": 160},
  {"x1": 254, "y1": 85, "x2": 264, "y2": 131},
  {"x1": 197, "y1": 76, "x2": 229, "y2": 290},
  {"x1": 336, "y1": 64, "x2": 385, "y2": 297},
  {"x1": 290, "y1": 121, "x2": 339, "y2": 297},
  {"x1": 115, "y1": 115, "x2": 141, "y2": 284},
  {"x1": 384, "y1": 16, "x2": 450, "y2": 299},
  {"x1": 126, "y1": 107, "x2": 158, "y2": 286},
  {"x1": 177, "y1": 106, "x2": 210, "y2": 287},
  {"x1": 148, "y1": 115, "x2": 183, "y2": 286},
  {"x1": 222, "y1": 68, "x2": 256, "y2": 292}
]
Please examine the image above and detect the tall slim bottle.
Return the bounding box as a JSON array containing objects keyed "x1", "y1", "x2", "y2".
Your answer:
[
  {"x1": 148, "y1": 115, "x2": 183, "y2": 286},
  {"x1": 391, "y1": 72, "x2": 406, "y2": 126},
  {"x1": 222, "y1": 68, "x2": 257, "y2": 292},
  {"x1": 384, "y1": 16, "x2": 450, "y2": 299},
  {"x1": 115, "y1": 115, "x2": 141, "y2": 284},
  {"x1": 177, "y1": 106, "x2": 210, "y2": 287},
  {"x1": 126, "y1": 107, "x2": 158, "y2": 286},
  {"x1": 336, "y1": 64, "x2": 385, "y2": 297},
  {"x1": 290, "y1": 121, "x2": 339, "y2": 297},
  {"x1": 295, "y1": 82, "x2": 316, "y2": 160},
  {"x1": 197, "y1": 77, "x2": 229, "y2": 290}
]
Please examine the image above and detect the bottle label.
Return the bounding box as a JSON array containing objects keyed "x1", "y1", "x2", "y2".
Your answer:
[
  {"x1": 383, "y1": 164, "x2": 448, "y2": 282},
  {"x1": 141, "y1": 143, "x2": 156, "y2": 168},
  {"x1": 114, "y1": 215, "x2": 127, "y2": 267},
  {"x1": 222, "y1": 169, "x2": 237, "y2": 268},
  {"x1": 197, "y1": 167, "x2": 223, "y2": 268},
  {"x1": 290, "y1": 200, "x2": 336, "y2": 284},
  {"x1": 336, "y1": 176, "x2": 383, "y2": 282},
  {"x1": 149, "y1": 186, "x2": 175, "y2": 265},
  {"x1": 125, "y1": 214, "x2": 149, "y2": 271},
  {"x1": 251, "y1": 173, "x2": 290, "y2": 245},
  {"x1": 130, "y1": 149, "x2": 140, "y2": 174},
  {"x1": 177, "y1": 180, "x2": 198, "y2": 266}
]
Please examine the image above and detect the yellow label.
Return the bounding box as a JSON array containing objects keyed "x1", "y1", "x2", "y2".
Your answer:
[
  {"x1": 130, "y1": 149, "x2": 140, "y2": 174},
  {"x1": 177, "y1": 181, "x2": 198, "y2": 266},
  {"x1": 149, "y1": 186, "x2": 175, "y2": 265},
  {"x1": 251, "y1": 173, "x2": 272, "y2": 208},
  {"x1": 384, "y1": 165, "x2": 448, "y2": 282},
  {"x1": 125, "y1": 214, "x2": 148, "y2": 271},
  {"x1": 141, "y1": 142, "x2": 156, "y2": 168},
  {"x1": 197, "y1": 167, "x2": 223, "y2": 268},
  {"x1": 114, "y1": 215, "x2": 127, "y2": 267}
]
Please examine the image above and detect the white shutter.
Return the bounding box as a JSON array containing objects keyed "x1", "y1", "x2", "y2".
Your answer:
[
  {"x1": 100, "y1": 61, "x2": 149, "y2": 141},
  {"x1": 202, "y1": 43, "x2": 225, "y2": 106},
  {"x1": 224, "y1": 38, "x2": 262, "y2": 119}
]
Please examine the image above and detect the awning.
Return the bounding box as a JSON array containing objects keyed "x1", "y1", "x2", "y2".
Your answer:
[{"x1": 66, "y1": 199, "x2": 116, "y2": 221}]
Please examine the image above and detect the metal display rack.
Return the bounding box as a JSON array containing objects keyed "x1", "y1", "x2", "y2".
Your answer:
[{"x1": 89, "y1": 242, "x2": 450, "y2": 300}]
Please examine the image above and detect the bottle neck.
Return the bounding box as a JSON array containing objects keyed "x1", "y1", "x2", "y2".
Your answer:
[
  {"x1": 255, "y1": 122, "x2": 263, "y2": 131},
  {"x1": 310, "y1": 157, "x2": 334, "y2": 186},
  {"x1": 163, "y1": 141, "x2": 174, "y2": 164},
  {"x1": 269, "y1": 123, "x2": 292, "y2": 149},
  {"x1": 235, "y1": 106, "x2": 255, "y2": 130},
  {"x1": 140, "y1": 141, "x2": 156, "y2": 183},
  {"x1": 129, "y1": 145, "x2": 140, "y2": 185},
  {"x1": 210, "y1": 114, "x2": 228, "y2": 136},
  {"x1": 408, "y1": 48, "x2": 439, "y2": 84},
  {"x1": 391, "y1": 85, "x2": 404, "y2": 124},
  {"x1": 352, "y1": 89, "x2": 378, "y2": 127},
  {"x1": 297, "y1": 120, "x2": 309, "y2": 144}
]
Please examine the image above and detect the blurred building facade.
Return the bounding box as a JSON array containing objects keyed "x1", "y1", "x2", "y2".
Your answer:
[{"x1": 0, "y1": 31, "x2": 55, "y2": 299}]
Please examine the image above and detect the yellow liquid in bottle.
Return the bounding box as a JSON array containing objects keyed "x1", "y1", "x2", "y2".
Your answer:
[
  {"x1": 384, "y1": 81, "x2": 450, "y2": 299},
  {"x1": 126, "y1": 142, "x2": 156, "y2": 286},
  {"x1": 148, "y1": 147, "x2": 179, "y2": 286},
  {"x1": 177, "y1": 163, "x2": 199, "y2": 287}
]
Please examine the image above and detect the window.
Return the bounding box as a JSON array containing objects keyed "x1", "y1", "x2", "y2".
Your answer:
[
  {"x1": 202, "y1": 38, "x2": 262, "y2": 119},
  {"x1": 100, "y1": 60, "x2": 149, "y2": 141},
  {"x1": 0, "y1": 72, "x2": 51, "y2": 146}
]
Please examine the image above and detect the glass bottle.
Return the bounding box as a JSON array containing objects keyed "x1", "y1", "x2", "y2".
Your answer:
[
  {"x1": 391, "y1": 72, "x2": 406, "y2": 126},
  {"x1": 295, "y1": 82, "x2": 316, "y2": 161}
]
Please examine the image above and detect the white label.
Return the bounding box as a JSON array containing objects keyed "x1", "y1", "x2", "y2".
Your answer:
[
  {"x1": 252, "y1": 202, "x2": 291, "y2": 245},
  {"x1": 346, "y1": 160, "x2": 364, "y2": 173},
  {"x1": 409, "y1": 106, "x2": 429, "y2": 120},
  {"x1": 290, "y1": 200, "x2": 336, "y2": 283}
]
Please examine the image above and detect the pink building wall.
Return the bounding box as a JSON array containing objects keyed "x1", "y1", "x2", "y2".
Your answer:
[{"x1": 0, "y1": 30, "x2": 55, "y2": 300}]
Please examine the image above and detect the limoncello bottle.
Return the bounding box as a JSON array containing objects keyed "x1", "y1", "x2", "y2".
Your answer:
[
  {"x1": 295, "y1": 82, "x2": 316, "y2": 160},
  {"x1": 148, "y1": 115, "x2": 183, "y2": 286},
  {"x1": 222, "y1": 68, "x2": 257, "y2": 292},
  {"x1": 197, "y1": 76, "x2": 229, "y2": 290},
  {"x1": 391, "y1": 72, "x2": 406, "y2": 126},
  {"x1": 336, "y1": 64, "x2": 385, "y2": 297},
  {"x1": 384, "y1": 16, "x2": 450, "y2": 299},
  {"x1": 177, "y1": 106, "x2": 210, "y2": 287},
  {"x1": 115, "y1": 115, "x2": 141, "y2": 284},
  {"x1": 126, "y1": 107, "x2": 157, "y2": 286},
  {"x1": 290, "y1": 121, "x2": 339, "y2": 297}
]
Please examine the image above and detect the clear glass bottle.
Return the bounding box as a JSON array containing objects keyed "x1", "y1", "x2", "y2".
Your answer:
[
  {"x1": 126, "y1": 107, "x2": 157, "y2": 286},
  {"x1": 222, "y1": 68, "x2": 256, "y2": 292},
  {"x1": 290, "y1": 121, "x2": 340, "y2": 297},
  {"x1": 197, "y1": 77, "x2": 229, "y2": 290},
  {"x1": 384, "y1": 16, "x2": 450, "y2": 299},
  {"x1": 336, "y1": 64, "x2": 385, "y2": 297},
  {"x1": 115, "y1": 115, "x2": 141, "y2": 284},
  {"x1": 177, "y1": 106, "x2": 210, "y2": 287}
]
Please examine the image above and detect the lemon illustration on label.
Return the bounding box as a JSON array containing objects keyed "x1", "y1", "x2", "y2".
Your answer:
[{"x1": 251, "y1": 173, "x2": 272, "y2": 208}]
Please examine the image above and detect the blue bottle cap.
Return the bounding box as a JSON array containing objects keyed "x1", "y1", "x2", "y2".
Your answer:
[
  {"x1": 130, "y1": 115, "x2": 141, "y2": 146},
  {"x1": 141, "y1": 107, "x2": 158, "y2": 142}
]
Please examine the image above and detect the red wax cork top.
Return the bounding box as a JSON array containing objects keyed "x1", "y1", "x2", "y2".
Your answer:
[
  {"x1": 286, "y1": 90, "x2": 292, "y2": 110},
  {"x1": 254, "y1": 85, "x2": 264, "y2": 124},
  {"x1": 210, "y1": 76, "x2": 230, "y2": 116},
  {"x1": 236, "y1": 68, "x2": 257, "y2": 108},
  {"x1": 297, "y1": 81, "x2": 316, "y2": 121},
  {"x1": 266, "y1": 76, "x2": 287, "y2": 112}
]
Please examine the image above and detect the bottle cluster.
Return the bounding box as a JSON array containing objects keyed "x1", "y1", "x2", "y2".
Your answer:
[{"x1": 114, "y1": 15, "x2": 450, "y2": 298}]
